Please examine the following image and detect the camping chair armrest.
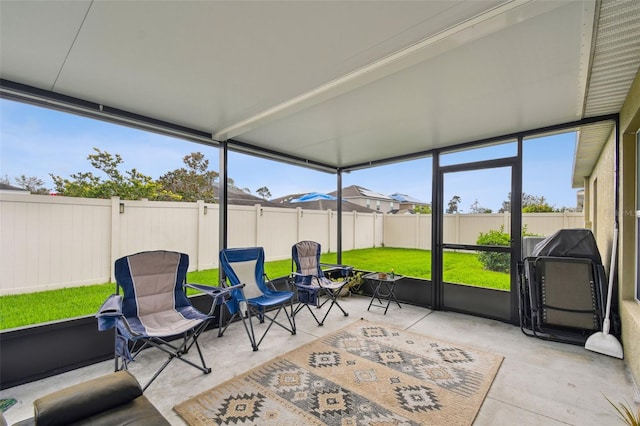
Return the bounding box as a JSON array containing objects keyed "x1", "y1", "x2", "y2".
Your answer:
[
  {"x1": 186, "y1": 282, "x2": 245, "y2": 295},
  {"x1": 95, "y1": 296, "x2": 141, "y2": 338},
  {"x1": 97, "y1": 294, "x2": 123, "y2": 317},
  {"x1": 185, "y1": 282, "x2": 224, "y2": 296},
  {"x1": 185, "y1": 283, "x2": 246, "y2": 314},
  {"x1": 96, "y1": 294, "x2": 123, "y2": 331}
]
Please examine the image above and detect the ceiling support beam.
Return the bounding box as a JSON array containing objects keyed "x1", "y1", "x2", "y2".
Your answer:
[{"x1": 0, "y1": 79, "x2": 216, "y2": 147}]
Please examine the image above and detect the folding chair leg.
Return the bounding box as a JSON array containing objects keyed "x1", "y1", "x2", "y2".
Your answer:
[
  {"x1": 115, "y1": 322, "x2": 214, "y2": 391},
  {"x1": 215, "y1": 307, "x2": 260, "y2": 351},
  {"x1": 239, "y1": 310, "x2": 260, "y2": 351},
  {"x1": 318, "y1": 289, "x2": 349, "y2": 325},
  {"x1": 247, "y1": 300, "x2": 296, "y2": 350},
  {"x1": 294, "y1": 302, "x2": 323, "y2": 326}
]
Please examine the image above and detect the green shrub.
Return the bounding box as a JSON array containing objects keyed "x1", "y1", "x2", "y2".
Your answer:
[
  {"x1": 476, "y1": 226, "x2": 511, "y2": 272},
  {"x1": 476, "y1": 226, "x2": 536, "y2": 272}
]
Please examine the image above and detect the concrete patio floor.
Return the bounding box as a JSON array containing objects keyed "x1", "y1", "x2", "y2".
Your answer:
[{"x1": 1, "y1": 295, "x2": 638, "y2": 425}]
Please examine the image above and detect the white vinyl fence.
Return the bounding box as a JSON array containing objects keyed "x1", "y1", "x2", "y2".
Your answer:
[{"x1": 0, "y1": 193, "x2": 583, "y2": 295}]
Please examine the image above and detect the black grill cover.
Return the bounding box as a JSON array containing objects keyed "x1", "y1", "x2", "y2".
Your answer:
[{"x1": 531, "y1": 228, "x2": 603, "y2": 265}]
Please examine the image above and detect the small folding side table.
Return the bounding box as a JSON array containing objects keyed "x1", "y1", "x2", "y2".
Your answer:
[{"x1": 364, "y1": 272, "x2": 403, "y2": 315}]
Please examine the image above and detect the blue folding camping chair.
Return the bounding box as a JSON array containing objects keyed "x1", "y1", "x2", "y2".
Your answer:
[
  {"x1": 97, "y1": 250, "x2": 241, "y2": 390},
  {"x1": 291, "y1": 240, "x2": 353, "y2": 326},
  {"x1": 219, "y1": 247, "x2": 296, "y2": 351}
]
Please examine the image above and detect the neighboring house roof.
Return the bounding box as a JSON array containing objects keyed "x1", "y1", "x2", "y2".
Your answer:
[
  {"x1": 275, "y1": 187, "x2": 429, "y2": 212},
  {"x1": 1, "y1": 183, "x2": 23, "y2": 190},
  {"x1": 272, "y1": 190, "x2": 377, "y2": 212},
  {"x1": 212, "y1": 186, "x2": 280, "y2": 207},
  {"x1": 272, "y1": 193, "x2": 307, "y2": 204},
  {"x1": 389, "y1": 193, "x2": 425, "y2": 203},
  {"x1": 0, "y1": 183, "x2": 29, "y2": 193},
  {"x1": 329, "y1": 185, "x2": 393, "y2": 201}
]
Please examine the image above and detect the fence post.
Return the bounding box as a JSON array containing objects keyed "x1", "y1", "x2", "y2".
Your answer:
[
  {"x1": 373, "y1": 212, "x2": 377, "y2": 248},
  {"x1": 504, "y1": 211, "x2": 510, "y2": 234},
  {"x1": 353, "y1": 211, "x2": 358, "y2": 250},
  {"x1": 327, "y1": 209, "x2": 332, "y2": 252},
  {"x1": 110, "y1": 196, "x2": 121, "y2": 283},
  {"x1": 255, "y1": 204, "x2": 262, "y2": 247},
  {"x1": 196, "y1": 200, "x2": 205, "y2": 271},
  {"x1": 296, "y1": 207, "x2": 302, "y2": 243},
  {"x1": 415, "y1": 213, "x2": 420, "y2": 249}
]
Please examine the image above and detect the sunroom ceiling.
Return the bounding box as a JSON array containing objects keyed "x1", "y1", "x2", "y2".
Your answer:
[{"x1": 0, "y1": 1, "x2": 636, "y2": 174}]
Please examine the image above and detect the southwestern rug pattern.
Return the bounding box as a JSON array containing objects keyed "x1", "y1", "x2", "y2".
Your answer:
[{"x1": 175, "y1": 320, "x2": 503, "y2": 425}]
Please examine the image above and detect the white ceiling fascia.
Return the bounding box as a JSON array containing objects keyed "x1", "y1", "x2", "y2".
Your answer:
[
  {"x1": 575, "y1": 0, "x2": 598, "y2": 118},
  {"x1": 213, "y1": 0, "x2": 564, "y2": 142}
]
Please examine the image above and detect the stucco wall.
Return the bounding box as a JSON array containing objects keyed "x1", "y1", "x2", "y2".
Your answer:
[
  {"x1": 589, "y1": 135, "x2": 616, "y2": 270},
  {"x1": 619, "y1": 68, "x2": 640, "y2": 390},
  {"x1": 587, "y1": 68, "x2": 640, "y2": 390}
]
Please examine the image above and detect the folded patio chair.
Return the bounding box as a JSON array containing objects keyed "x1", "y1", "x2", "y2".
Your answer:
[
  {"x1": 518, "y1": 230, "x2": 605, "y2": 345},
  {"x1": 219, "y1": 247, "x2": 296, "y2": 351},
  {"x1": 291, "y1": 240, "x2": 353, "y2": 326},
  {"x1": 520, "y1": 256, "x2": 603, "y2": 345},
  {"x1": 97, "y1": 250, "x2": 239, "y2": 390}
]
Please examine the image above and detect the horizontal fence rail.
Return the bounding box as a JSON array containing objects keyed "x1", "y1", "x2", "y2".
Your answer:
[{"x1": 0, "y1": 193, "x2": 583, "y2": 295}]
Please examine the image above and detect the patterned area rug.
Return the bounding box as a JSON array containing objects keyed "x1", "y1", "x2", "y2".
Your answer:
[{"x1": 175, "y1": 320, "x2": 503, "y2": 425}]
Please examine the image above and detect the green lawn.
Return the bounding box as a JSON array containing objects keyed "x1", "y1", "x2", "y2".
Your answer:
[{"x1": 0, "y1": 248, "x2": 509, "y2": 330}]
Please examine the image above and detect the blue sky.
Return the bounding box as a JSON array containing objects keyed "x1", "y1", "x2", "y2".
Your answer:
[{"x1": 0, "y1": 99, "x2": 580, "y2": 212}]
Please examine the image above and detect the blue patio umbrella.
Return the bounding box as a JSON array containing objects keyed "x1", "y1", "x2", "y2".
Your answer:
[{"x1": 290, "y1": 193, "x2": 337, "y2": 203}]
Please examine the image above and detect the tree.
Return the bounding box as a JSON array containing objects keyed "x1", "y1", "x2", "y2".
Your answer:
[
  {"x1": 446, "y1": 195, "x2": 461, "y2": 214},
  {"x1": 15, "y1": 175, "x2": 50, "y2": 194},
  {"x1": 157, "y1": 152, "x2": 219, "y2": 202},
  {"x1": 413, "y1": 204, "x2": 432, "y2": 214},
  {"x1": 256, "y1": 186, "x2": 271, "y2": 200},
  {"x1": 51, "y1": 148, "x2": 178, "y2": 200},
  {"x1": 469, "y1": 199, "x2": 492, "y2": 214},
  {"x1": 499, "y1": 192, "x2": 555, "y2": 213},
  {"x1": 1, "y1": 174, "x2": 50, "y2": 194}
]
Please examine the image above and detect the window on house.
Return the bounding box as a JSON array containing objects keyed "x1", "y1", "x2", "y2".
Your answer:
[{"x1": 376, "y1": 200, "x2": 381, "y2": 210}]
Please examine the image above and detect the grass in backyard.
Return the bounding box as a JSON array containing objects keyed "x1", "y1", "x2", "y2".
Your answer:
[
  {"x1": 0, "y1": 283, "x2": 115, "y2": 330},
  {"x1": 0, "y1": 248, "x2": 508, "y2": 330}
]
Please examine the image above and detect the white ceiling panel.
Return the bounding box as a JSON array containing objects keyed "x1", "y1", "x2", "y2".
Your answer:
[
  {"x1": 236, "y1": 1, "x2": 589, "y2": 166},
  {"x1": 2, "y1": 0, "x2": 636, "y2": 175},
  {"x1": 39, "y1": 0, "x2": 503, "y2": 131},
  {"x1": 0, "y1": 1, "x2": 91, "y2": 89}
]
